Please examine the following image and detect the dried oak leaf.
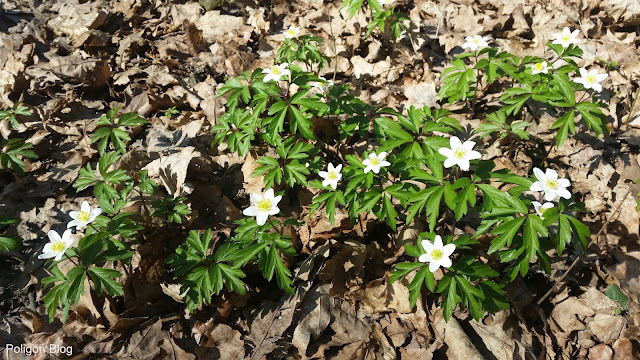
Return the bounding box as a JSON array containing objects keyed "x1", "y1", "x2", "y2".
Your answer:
[{"x1": 143, "y1": 146, "x2": 200, "y2": 197}]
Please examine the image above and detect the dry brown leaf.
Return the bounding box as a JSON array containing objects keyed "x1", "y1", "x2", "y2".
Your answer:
[
  {"x1": 143, "y1": 146, "x2": 199, "y2": 197},
  {"x1": 292, "y1": 284, "x2": 332, "y2": 354}
]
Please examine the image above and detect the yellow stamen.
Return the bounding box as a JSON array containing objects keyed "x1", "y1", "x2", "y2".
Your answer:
[
  {"x1": 328, "y1": 172, "x2": 337, "y2": 179},
  {"x1": 370, "y1": 158, "x2": 380, "y2": 166},
  {"x1": 271, "y1": 66, "x2": 281, "y2": 75},
  {"x1": 586, "y1": 74, "x2": 596, "y2": 84},
  {"x1": 453, "y1": 148, "x2": 467, "y2": 159},
  {"x1": 257, "y1": 199, "x2": 272, "y2": 212},
  {"x1": 540, "y1": 207, "x2": 549, "y2": 215},
  {"x1": 431, "y1": 249, "x2": 443, "y2": 261},
  {"x1": 535, "y1": 63, "x2": 544, "y2": 71},
  {"x1": 77, "y1": 211, "x2": 90, "y2": 222},
  {"x1": 563, "y1": 35, "x2": 570, "y2": 41},
  {"x1": 545, "y1": 179, "x2": 559, "y2": 190},
  {"x1": 51, "y1": 241, "x2": 66, "y2": 253}
]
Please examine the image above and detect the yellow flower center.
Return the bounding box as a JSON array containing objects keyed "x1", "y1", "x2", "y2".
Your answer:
[
  {"x1": 540, "y1": 207, "x2": 549, "y2": 215},
  {"x1": 453, "y1": 148, "x2": 467, "y2": 159},
  {"x1": 586, "y1": 74, "x2": 596, "y2": 84},
  {"x1": 328, "y1": 171, "x2": 337, "y2": 180},
  {"x1": 535, "y1": 62, "x2": 544, "y2": 71},
  {"x1": 51, "y1": 241, "x2": 66, "y2": 253},
  {"x1": 77, "y1": 211, "x2": 90, "y2": 222},
  {"x1": 288, "y1": 30, "x2": 295, "y2": 35},
  {"x1": 370, "y1": 157, "x2": 380, "y2": 166},
  {"x1": 472, "y1": 38, "x2": 480, "y2": 44},
  {"x1": 545, "y1": 179, "x2": 559, "y2": 190},
  {"x1": 563, "y1": 35, "x2": 570, "y2": 41},
  {"x1": 271, "y1": 66, "x2": 281, "y2": 75},
  {"x1": 431, "y1": 249, "x2": 443, "y2": 261},
  {"x1": 257, "y1": 199, "x2": 272, "y2": 212}
]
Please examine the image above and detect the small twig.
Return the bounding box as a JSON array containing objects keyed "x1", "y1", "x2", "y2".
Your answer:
[
  {"x1": 537, "y1": 186, "x2": 633, "y2": 305},
  {"x1": 622, "y1": 87, "x2": 640, "y2": 126},
  {"x1": 65, "y1": 253, "x2": 80, "y2": 266}
]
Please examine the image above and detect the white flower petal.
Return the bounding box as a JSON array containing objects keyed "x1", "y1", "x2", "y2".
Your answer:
[
  {"x1": 530, "y1": 182, "x2": 544, "y2": 192},
  {"x1": 443, "y1": 158, "x2": 457, "y2": 168},
  {"x1": 442, "y1": 243, "x2": 456, "y2": 257},
  {"x1": 81, "y1": 201, "x2": 91, "y2": 214},
  {"x1": 458, "y1": 159, "x2": 470, "y2": 171},
  {"x1": 429, "y1": 261, "x2": 440, "y2": 272},
  {"x1": 243, "y1": 206, "x2": 259, "y2": 216},
  {"x1": 544, "y1": 190, "x2": 557, "y2": 201},
  {"x1": 449, "y1": 136, "x2": 462, "y2": 149},
  {"x1": 256, "y1": 213, "x2": 269, "y2": 226},
  {"x1": 438, "y1": 148, "x2": 454, "y2": 157},
  {"x1": 556, "y1": 188, "x2": 572, "y2": 199},
  {"x1": 67, "y1": 220, "x2": 80, "y2": 229},
  {"x1": 48, "y1": 230, "x2": 61, "y2": 242},
  {"x1": 579, "y1": 68, "x2": 588, "y2": 78},
  {"x1": 418, "y1": 254, "x2": 429, "y2": 263},
  {"x1": 532, "y1": 168, "x2": 546, "y2": 181},
  {"x1": 462, "y1": 140, "x2": 476, "y2": 151},
  {"x1": 439, "y1": 257, "x2": 453, "y2": 269},
  {"x1": 422, "y1": 239, "x2": 433, "y2": 253},
  {"x1": 468, "y1": 150, "x2": 482, "y2": 160},
  {"x1": 433, "y1": 235, "x2": 443, "y2": 249},
  {"x1": 264, "y1": 188, "x2": 275, "y2": 200},
  {"x1": 273, "y1": 195, "x2": 282, "y2": 206}
]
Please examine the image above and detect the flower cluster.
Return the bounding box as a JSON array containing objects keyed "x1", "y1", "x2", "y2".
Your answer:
[
  {"x1": 552, "y1": 27, "x2": 579, "y2": 48},
  {"x1": 529, "y1": 167, "x2": 571, "y2": 218},
  {"x1": 39, "y1": 201, "x2": 102, "y2": 261},
  {"x1": 462, "y1": 35, "x2": 489, "y2": 52},
  {"x1": 283, "y1": 26, "x2": 300, "y2": 39},
  {"x1": 418, "y1": 235, "x2": 456, "y2": 272},
  {"x1": 262, "y1": 63, "x2": 291, "y2": 83},
  {"x1": 243, "y1": 189, "x2": 282, "y2": 226},
  {"x1": 438, "y1": 136, "x2": 482, "y2": 172}
]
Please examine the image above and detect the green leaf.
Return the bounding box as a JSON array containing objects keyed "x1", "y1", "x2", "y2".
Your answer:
[
  {"x1": 488, "y1": 217, "x2": 525, "y2": 254},
  {"x1": 523, "y1": 215, "x2": 541, "y2": 261},
  {"x1": 0, "y1": 235, "x2": 20, "y2": 252},
  {"x1": 605, "y1": 284, "x2": 628, "y2": 309},
  {"x1": 88, "y1": 267, "x2": 124, "y2": 296},
  {"x1": 552, "y1": 73, "x2": 576, "y2": 106},
  {"x1": 551, "y1": 110, "x2": 575, "y2": 148}
]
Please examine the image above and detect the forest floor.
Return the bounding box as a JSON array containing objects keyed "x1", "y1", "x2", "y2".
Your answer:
[{"x1": 1, "y1": 0, "x2": 640, "y2": 359}]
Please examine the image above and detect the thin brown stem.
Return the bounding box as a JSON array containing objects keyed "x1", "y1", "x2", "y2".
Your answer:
[{"x1": 622, "y1": 87, "x2": 640, "y2": 126}]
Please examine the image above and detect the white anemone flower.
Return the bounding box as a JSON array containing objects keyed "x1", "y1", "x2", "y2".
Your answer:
[
  {"x1": 531, "y1": 61, "x2": 552, "y2": 75},
  {"x1": 363, "y1": 152, "x2": 391, "y2": 174},
  {"x1": 310, "y1": 77, "x2": 333, "y2": 92},
  {"x1": 67, "y1": 201, "x2": 102, "y2": 230},
  {"x1": 573, "y1": 68, "x2": 608, "y2": 93},
  {"x1": 262, "y1": 63, "x2": 291, "y2": 83},
  {"x1": 284, "y1": 26, "x2": 300, "y2": 39},
  {"x1": 532, "y1": 201, "x2": 554, "y2": 219},
  {"x1": 318, "y1": 163, "x2": 342, "y2": 189},
  {"x1": 418, "y1": 235, "x2": 456, "y2": 272},
  {"x1": 39, "y1": 229, "x2": 74, "y2": 261},
  {"x1": 552, "y1": 27, "x2": 580, "y2": 48},
  {"x1": 462, "y1": 35, "x2": 489, "y2": 52},
  {"x1": 243, "y1": 189, "x2": 282, "y2": 226},
  {"x1": 530, "y1": 167, "x2": 571, "y2": 201},
  {"x1": 438, "y1": 136, "x2": 482, "y2": 172}
]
